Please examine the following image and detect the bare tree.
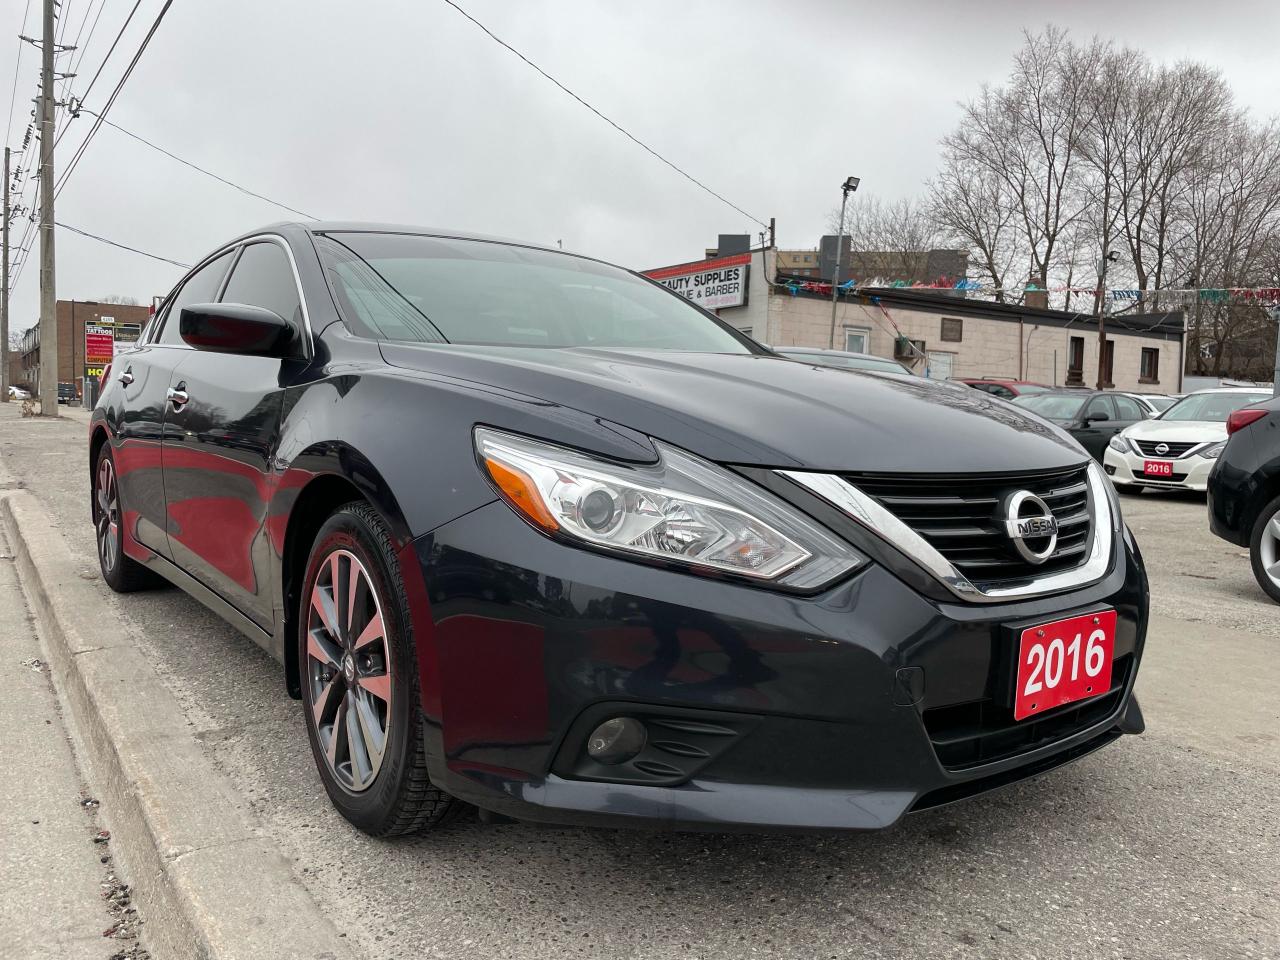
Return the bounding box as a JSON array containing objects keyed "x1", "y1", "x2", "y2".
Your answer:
[
  {"x1": 1116, "y1": 61, "x2": 1235, "y2": 309},
  {"x1": 927, "y1": 159, "x2": 1017, "y2": 300},
  {"x1": 940, "y1": 28, "x2": 1094, "y2": 296},
  {"x1": 1170, "y1": 119, "x2": 1280, "y2": 373},
  {"x1": 826, "y1": 196, "x2": 950, "y2": 282},
  {"x1": 98, "y1": 294, "x2": 140, "y2": 305}
]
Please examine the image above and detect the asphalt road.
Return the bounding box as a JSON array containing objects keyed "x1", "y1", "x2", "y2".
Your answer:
[{"x1": 1, "y1": 403, "x2": 1276, "y2": 960}]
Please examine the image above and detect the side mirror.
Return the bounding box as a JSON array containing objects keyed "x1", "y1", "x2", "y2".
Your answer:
[
  {"x1": 180, "y1": 303, "x2": 299, "y2": 357},
  {"x1": 1086, "y1": 411, "x2": 1109, "y2": 423}
]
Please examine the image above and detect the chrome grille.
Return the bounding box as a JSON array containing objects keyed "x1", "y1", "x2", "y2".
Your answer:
[
  {"x1": 843, "y1": 465, "x2": 1093, "y2": 585},
  {"x1": 1133, "y1": 439, "x2": 1199, "y2": 458}
]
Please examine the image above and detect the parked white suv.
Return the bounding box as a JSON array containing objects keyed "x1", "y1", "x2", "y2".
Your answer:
[{"x1": 1103, "y1": 387, "x2": 1272, "y2": 492}]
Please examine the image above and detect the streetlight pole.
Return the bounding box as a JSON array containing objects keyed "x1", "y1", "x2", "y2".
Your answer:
[{"x1": 828, "y1": 175, "x2": 860, "y2": 349}]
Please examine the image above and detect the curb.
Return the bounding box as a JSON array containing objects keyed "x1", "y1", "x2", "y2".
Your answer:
[{"x1": 0, "y1": 487, "x2": 358, "y2": 960}]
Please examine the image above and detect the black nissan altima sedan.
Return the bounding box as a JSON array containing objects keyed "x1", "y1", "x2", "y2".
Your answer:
[{"x1": 89, "y1": 223, "x2": 1148, "y2": 835}]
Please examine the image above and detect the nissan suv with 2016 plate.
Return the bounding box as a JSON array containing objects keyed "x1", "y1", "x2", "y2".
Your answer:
[{"x1": 88, "y1": 223, "x2": 1148, "y2": 835}]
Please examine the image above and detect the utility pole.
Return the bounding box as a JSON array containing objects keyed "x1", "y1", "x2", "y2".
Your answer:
[
  {"x1": 1270, "y1": 304, "x2": 1280, "y2": 397},
  {"x1": 2, "y1": 146, "x2": 10, "y2": 403},
  {"x1": 1096, "y1": 248, "x2": 1119, "y2": 390},
  {"x1": 37, "y1": 0, "x2": 59, "y2": 417}
]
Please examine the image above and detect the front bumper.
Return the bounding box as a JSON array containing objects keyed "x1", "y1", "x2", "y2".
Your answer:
[
  {"x1": 411, "y1": 501, "x2": 1149, "y2": 832},
  {"x1": 1103, "y1": 446, "x2": 1215, "y2": 492}
]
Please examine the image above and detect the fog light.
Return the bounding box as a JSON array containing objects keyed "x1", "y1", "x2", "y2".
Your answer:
[{"x1": 586, "y1": 717, "x2": 646, "y2": 765}]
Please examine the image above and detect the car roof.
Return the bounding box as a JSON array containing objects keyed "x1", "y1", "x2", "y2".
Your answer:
[
  {"x1": 1024, "y1": 389, "x2": 1097, "y2": 396},
  {"x1": 958, "y1": 378, "x2": 1047, "y2": 386},
  {"x1": 246, "y1": 221, "x2": 564, "y2": 254}
]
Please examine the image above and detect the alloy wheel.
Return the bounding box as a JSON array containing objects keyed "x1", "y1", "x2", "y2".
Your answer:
[
  {"x1": 95, "y1": 458, "x2": 119, "y2": 572},
  {"x1": 1260, "y1": 508, "x2": 1280, "y2": 590},
  {"x1": 305, "y1": 548, "x2": 392, "y2": 792}
]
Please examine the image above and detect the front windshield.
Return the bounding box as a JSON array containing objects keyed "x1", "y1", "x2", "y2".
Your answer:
[
  {"x1": 1013, "y1": 384, "x2": 1052, "y2": 395},
  {"x1": 782, "y1": 352, "x2": 910, "y2": 374},
  {"x1": 315, "y1": 232, "x2": 754, "y2": 353},
  {"x1": 1160, "y1": 391, "x2": 1270, "y2": 422},
  {"x1": 1013, "y1": 393, "x2": 1087, "y2": 419},
  {"x1": 1144, "y1": 396, "x2": 1176, "y2": 412}
]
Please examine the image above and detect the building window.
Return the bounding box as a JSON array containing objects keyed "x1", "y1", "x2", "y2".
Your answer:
[
  {"x1": 940, "y1": 317, "x2": 963, "y2": 342},
  {"x1": 1140, "y1": 347, "x2": 1159, "y2": 383},
  {"x1": 1067, "y1": 336, "x2": 1084, "y2": 385},
  {"x1": 844, "y1": 327, "x2": 870, "y2": 353}
]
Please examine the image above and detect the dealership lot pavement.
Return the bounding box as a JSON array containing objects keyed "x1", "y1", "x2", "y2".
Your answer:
[{"x1": 0, "y1": 403, "x2": 1276, "y2": 960}]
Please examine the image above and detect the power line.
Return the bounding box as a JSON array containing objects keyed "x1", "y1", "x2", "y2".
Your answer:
[
  {"x1": 4, "y1": 0, "x2": 34, "y2": 145},
  {"x1": 55, "y1": 0, "x2": 173, "y2": 200},
  {"x1": 82, "y1": 109, "x2": 319, "y2": 218},
  {"x1": 69, "y1": 0, "x2": 143, "y2": 119},
  {"x1": 59, "y1": 0, "x2": 107, "y2": 106},
  {"x1": 55, "y1": 220, "x2": 190, "y2": 267},
  {"x1": 439, "y1": 0, "x2": 768, "y2": 231}
]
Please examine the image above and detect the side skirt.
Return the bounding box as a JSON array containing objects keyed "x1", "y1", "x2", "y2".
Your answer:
[{"x1": 139, "y1": 550, "x2": 284, "y2": 665}]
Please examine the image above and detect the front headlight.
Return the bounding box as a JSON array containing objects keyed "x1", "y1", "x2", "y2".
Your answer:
[
  {"x1": 1200, "y1": 441, "x2": 1226, "y2": 459},
  {"x1": 1108, "y1": 435, "x2": 1130, "y2": 454},
  {"x1": 474, "y1": 427, "x2": 865, "y2": 589}
]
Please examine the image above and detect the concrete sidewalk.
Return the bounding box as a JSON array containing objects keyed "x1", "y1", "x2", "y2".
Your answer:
[
  {"x1": 0, "y1": 521, "x2": 144, "y2": 958},
  {"x1": 0, "y1": 417, "x2": 357, "y2": 960}
]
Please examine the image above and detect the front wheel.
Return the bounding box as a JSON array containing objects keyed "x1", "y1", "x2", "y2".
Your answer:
[
  {"x1": 298, "y1": 502, "x2": 458, "y2": 835},
  {"x1": 1249, "y1": 495, "x2": 1280, "y2": 604}
]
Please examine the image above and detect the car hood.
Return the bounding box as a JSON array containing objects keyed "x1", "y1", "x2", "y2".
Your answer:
[
  {"x1": 1121, "y1": 419, "x2": 1227, "y2": 443},
  {"x1": 379, "y1": 344, "x2": 1088, "y2": 472}
]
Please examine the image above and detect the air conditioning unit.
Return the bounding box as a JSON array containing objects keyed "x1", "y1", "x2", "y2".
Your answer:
[{"x1": 894, "y1": 337, "x2": 926, "y2": 360}]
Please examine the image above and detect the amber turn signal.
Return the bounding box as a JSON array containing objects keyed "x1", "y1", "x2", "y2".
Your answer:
[{"x1": 483, "y1": 457, "x2": 560, "y2": 531}]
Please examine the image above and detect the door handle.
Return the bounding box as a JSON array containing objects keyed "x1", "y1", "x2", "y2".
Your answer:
[
  {"x1": 118, "y1": 369, "x2": 134, "y2": 385},
  {"x1": 166, "y1": 386, "x2": 190, "y2": 409}
]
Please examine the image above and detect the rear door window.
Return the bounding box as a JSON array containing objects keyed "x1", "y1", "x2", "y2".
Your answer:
[{"x1": 1113, "y1": 395, "x2": 1144, "y2": 420}]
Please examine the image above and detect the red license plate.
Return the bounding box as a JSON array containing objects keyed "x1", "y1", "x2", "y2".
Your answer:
[
  {"x1": 1143, "y1": 460, "x2": 1174, "y2": 477},
  {"x1": 1013, "y1": 611, "x2": 1116, "y2": 721}
]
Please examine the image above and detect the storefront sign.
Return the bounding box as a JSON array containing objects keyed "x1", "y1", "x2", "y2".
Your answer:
[
  {"x1": 112, "y1": 322, "x2": 142, "y2": 355},
  {"x1": 85, "y1": 322, "x2": 115, "y2": 366},
  {"x1": 643, "y1": 253, "x2": 751, "y2": 310}
]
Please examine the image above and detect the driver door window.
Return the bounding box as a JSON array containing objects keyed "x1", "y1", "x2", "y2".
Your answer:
[
  {"x1": 219, "y1": 241, "x2": 303, "y2": 328},
  {"x1": 156, "y1": 251, "x2": 234, "y2": 345},
  {"x1": 1085, "y1": 396, "x2": 1115, "y2": 422}
]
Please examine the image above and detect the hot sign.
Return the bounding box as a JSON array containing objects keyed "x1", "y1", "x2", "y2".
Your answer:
[{"x1": 643, "y1": 253, "x2": 751, "y2": 310}]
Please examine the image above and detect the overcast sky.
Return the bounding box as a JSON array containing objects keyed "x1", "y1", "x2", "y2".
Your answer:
[{"x1": 2, "y1": 0, "x2": 1278, "y2": 333}]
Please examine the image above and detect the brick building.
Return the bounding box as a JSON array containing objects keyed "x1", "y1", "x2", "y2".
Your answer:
[{"x1": 18, "y1": 300, "x2": 150, "y2": 398}]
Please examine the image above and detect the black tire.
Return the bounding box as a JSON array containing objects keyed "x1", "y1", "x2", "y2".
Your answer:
[
  {"x1": 94, "y1": 445, "x2": 160, "y2": 592},
  {"x1": 1248, "y1": 494, "x2": 1280, "y2": 605},
  {"x1": 298, "y1": 502, "x2": 458, "y2": 836}
]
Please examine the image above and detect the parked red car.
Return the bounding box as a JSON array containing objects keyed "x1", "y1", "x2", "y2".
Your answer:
[{"x1": 955, "y1": 377, "x2": 1054, "y2": 400}]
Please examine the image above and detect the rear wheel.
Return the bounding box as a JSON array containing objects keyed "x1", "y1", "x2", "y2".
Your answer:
[
  {"x1": 1249, "y1": 494, "x2": 1280, "y2": 604},
  {"x1": 298, "y1": 502, "x2": 458, "y2": 835},
  {"x1": 94, "y1": 446, "x2": 159, "y2": 592}
]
